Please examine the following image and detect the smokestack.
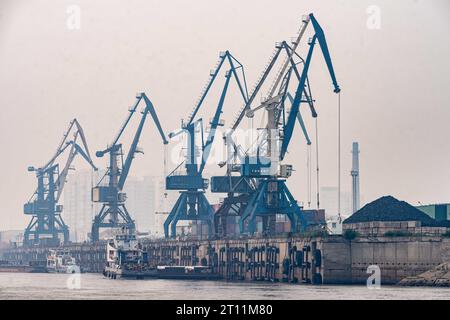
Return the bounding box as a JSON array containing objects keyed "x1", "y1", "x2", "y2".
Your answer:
[{"x1": 351, "y1": 142, "x2": 360, "y2": 214}]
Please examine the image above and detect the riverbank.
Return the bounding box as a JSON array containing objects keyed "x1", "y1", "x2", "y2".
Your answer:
[{"x1": 399, "y1": 262, "x2": 450, "y2": 287}]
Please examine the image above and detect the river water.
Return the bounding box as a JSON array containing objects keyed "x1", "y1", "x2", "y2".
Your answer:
[{"x1": 0, "y1": 273, "x2": 449, "y2": 300}]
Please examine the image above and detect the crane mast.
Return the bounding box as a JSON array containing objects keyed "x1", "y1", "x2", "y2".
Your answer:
[{"x1": 23, "y1": 119, "x2": 97, "y2": 246}]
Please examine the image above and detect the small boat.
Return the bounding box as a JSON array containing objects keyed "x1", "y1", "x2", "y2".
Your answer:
[
  {"x1": 156, "y1": 266, "x2": 221, "y2": 280},
  {"x1": 46, "y1": 249, "x2": 81, "y2": 274},
  {"x1": 103, "y1": 231, "x2": 156, "y2": 280}
]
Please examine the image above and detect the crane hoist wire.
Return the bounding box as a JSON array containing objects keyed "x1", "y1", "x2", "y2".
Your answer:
[
  {"x1": 337, "y1": 91, "x2": 341, "y2": 220},
  {"x1": 307, "y1": 144, "x2": 312, "y2": 208},
  {"x1": 315, "y1": 117, "x2": 320, "y2": 210}
]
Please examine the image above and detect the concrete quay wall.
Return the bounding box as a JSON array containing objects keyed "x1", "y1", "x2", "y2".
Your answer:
[
  {"x1": 347, "y1": 237, "x2": 448, "y2": 284},
  {"x1": 2, "y1": 236, "x2": 449, "y2": 285}
]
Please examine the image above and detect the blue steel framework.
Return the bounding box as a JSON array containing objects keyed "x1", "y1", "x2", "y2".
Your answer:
[
  {"x1": 164, "y1": 51, "x2": 249, "y2": 238},
  {"x1": 91, "y1": 93, "x2": 168, "y2": 242},
  {"x1": 23, "y1": 119, "x2": 97, "y2": 246},
  {"x1": 212, "y1": 14, "x2": 340, "y2": 236}
]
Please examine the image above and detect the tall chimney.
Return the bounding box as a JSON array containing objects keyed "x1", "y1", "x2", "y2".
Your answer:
[{"x1": 351, "y1": 142, "x2": 360, "y2": 213}]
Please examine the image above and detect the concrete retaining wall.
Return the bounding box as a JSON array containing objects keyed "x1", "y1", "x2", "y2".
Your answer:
[
  {"x1": 344, "y1": 221, "x2": 448, "y2": 237},
  {"x1": 344, "y1": 237, "x2": 445, "y2": 284},
  {"x1": 2, "y1": 236, "x2": 449, "y2": 285}
]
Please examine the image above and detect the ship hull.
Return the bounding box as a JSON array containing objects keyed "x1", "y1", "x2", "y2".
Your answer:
[
  {"x1": 0, "y1": 265, "x2": 47, "y2": 273},
  {"x1": 103, "y1": 266, "x2": 157, "y2": 280}
]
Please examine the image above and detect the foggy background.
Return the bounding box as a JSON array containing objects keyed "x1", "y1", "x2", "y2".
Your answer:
[{"x1": 0, "y1": 0, "x2": 449, "y2": 231}]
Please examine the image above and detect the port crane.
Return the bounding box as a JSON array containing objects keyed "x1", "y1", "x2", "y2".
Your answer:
[
  {"x1": 24, "y1": 119, "x2": 97, "y2": 246},
  {"x1": 164, "y1": 51, "x2": 248, "y2": 238},
  {"x1": 211, "y1": 13, "x2": 340, "y2": 235},
  {"x1": 91, "y1": 93, "x2": 168, "y2": 242}
]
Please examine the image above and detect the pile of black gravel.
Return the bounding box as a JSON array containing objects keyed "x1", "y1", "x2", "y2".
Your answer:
[{"x1": 343, "y1": 196, "x2": 445, "y2": 227}]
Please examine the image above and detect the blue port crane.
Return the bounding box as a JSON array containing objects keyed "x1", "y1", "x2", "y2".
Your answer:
[
  {"x1": 211, "y1": 13, "x2": 340, "y2": 236},
  {"x1": 91, "y1": 92, "x2": 168, "y2": 242},
  {"x1": 280, "y1": 14, "x2": 340, "y2": 160},
  {"x1": 164, "y1": 51, "x2": 248, "y2": 238},
  {"x1": 24, "y1": 119, "x2": 97, "y2": 246}
]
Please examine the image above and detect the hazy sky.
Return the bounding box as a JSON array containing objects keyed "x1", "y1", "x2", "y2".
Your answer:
[{"x1": 0, "y1": 0, "x2": 449, "y2": 230}]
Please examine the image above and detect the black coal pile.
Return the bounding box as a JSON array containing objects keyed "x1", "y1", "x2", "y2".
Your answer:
[{"x1": 344, "y1": 196, "x2": 444, "y2": 227}]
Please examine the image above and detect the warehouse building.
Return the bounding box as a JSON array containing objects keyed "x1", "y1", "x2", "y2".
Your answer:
[{"x1": 416, "y1": 204, "x2": 450, "y2": 222}]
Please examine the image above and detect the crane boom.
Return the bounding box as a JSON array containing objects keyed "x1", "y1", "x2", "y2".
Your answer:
[
  {"x1": 142, "y1": 93, "x2": 169, "y2": 145},
  {"x1": 108, "y1": 96, "x2": 142, "y2": 150},
  {"x1": 231, "y1": 47, "x2": 283, "y2": 130},
  {"x1": 280, "y1": 14, "x2": 340, "y2": 160},
  {"x1": 280, "y1": 35, "x2": 316, "y2": 160},
  {"x1": 118, "y1": 93, "x2": 169, "y2": 190},
  {"x1": 55, "y1": 140, "x2": 97, "y2": 202},
  {"x1": 286, "y1": 93, "x2": 312, "y2": 145},
  {"x1": 266, "y1": 15, "x2": 310, "y2": 100},
  {"x1": 309, "y1": 14, "x2": 340, "y2": 94},
  {"x1": 199, "y1": 70, "x2": 232, "y2": 174}
]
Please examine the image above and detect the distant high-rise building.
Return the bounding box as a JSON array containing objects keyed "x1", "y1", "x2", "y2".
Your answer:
[
  {"x1": 63, "y1": 172, "x2": 200, "y2": 241},
  {"x1": 153, "y1": 176, "x2": 180, "y2": 238},
  {"x1": 320, "y1": 186, "x2": 351, "y2": 219},
  {"x1": 124, "y1": 176, "x2": 158, "y2": 234},
  {"x1": 64, "y1": 170, "x2": 160, "y2": 241},
  {"x1": 63, "y1": 169, "x2": 101, "y2": 242}
]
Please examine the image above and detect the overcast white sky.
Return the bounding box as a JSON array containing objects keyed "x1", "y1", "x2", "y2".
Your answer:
[{"x1": 0, "y1": 0, "x2": 449, "y2": 230}]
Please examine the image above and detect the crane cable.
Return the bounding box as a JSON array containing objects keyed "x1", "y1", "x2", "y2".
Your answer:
[
  {"x1": 163, "y1": 144, "x2": 168, "y2": 198},
  {"x1": 315, "y1": 118, "x2": 320, "y2": 210},
  {"x1": 307, "y1": 144, "x2": 312, "y2": 208},
  {"x1": 337, "y1": 91, "x2": 342, "y2": 222},
  {"x1": 91, "y1": 167, "x2": 94, "y2": 224}
]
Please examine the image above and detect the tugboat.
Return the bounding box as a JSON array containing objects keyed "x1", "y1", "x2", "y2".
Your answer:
[
  {"x1": 46, "y1": 249, "x2": 81, "y2": 274},
  {"x1": 103, "y1": 230, "x2": 156, "y2": 279}
]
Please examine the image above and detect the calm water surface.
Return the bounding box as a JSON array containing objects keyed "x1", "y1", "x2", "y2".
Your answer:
[{"x1": 0, "y1": 273, "x2": 449, "y2": 300}]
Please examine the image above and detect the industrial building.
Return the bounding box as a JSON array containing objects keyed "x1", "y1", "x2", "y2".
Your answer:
[{"x1": 416, "y1": 204, "x2": 450, "y2": 222}]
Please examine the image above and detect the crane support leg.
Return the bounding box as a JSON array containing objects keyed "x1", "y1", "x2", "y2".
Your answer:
[
  {"x1": 91, "y1": 204, "x2": 135, "y2": 242},
  {"x1": 164, "y1": 193, "x2": 187, "y2": 238},
  {"x1": 237, "y1": 179, "x2": 308, "y2": 235},
  {"x1": 164, "y1": 191, "x2": 214, "y2": 239},
  {"x1": 283, "y1": 185, "x2": 307, "y2": 232}
]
